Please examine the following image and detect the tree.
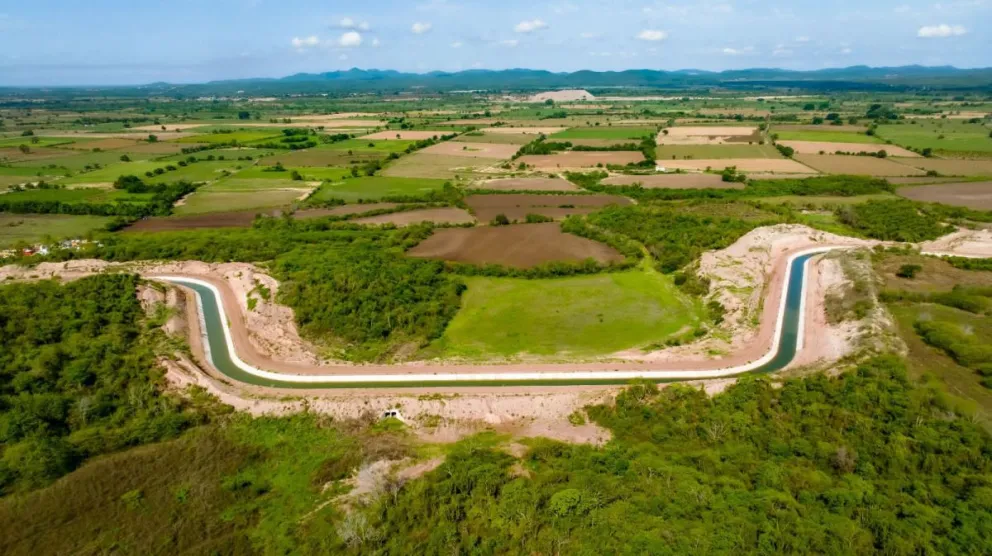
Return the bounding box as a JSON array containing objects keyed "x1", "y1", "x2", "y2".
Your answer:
[
  {"x1": 18, "y1": 144, "x2": 30, "y2": 154},
  {"x1": 897, "y1": 264, "x2": 922, "y2": 279},
  {"x1": 120, "y1": 154, "x2": 131, "y2": 162},
  {"x1": 147, "y1": 134, "x2": 158, "y2": 143},
  {"x1": 490, "y1": 214, "x2": 510, "y2": 226},
  {"x1": 238, "y1": 110, "x2": 251, "y2": 120}
]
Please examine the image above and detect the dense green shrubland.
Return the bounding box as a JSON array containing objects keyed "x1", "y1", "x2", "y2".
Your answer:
[
  {"x1": 0, "y1": 274, "x2": 205, "y2": 493},
  {"x1": 836, "y1": 199, "x2": 953, "y2": 242}
]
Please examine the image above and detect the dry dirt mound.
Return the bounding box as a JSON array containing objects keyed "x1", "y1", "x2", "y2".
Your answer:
[
  {"x1": 407, "y1": 222, "x2": 623, "y2": 268},
  {"x1": 920, "y1": 227, "x2": 992, "y2": 258},
  {"x1": 528, "y1": 90, "x2": 595, "y2": 102},
  {"x1": 465, "y1": 193, "x2": 631, "y2": 222}
]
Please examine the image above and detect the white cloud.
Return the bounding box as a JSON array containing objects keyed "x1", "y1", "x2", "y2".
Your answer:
[
  {"x1": 514, "y1": 19, "x2": 548, "y2": 33},
  {"x1": 500, "y1": 39, "x2": 519, "y2": 47},
  {"x1": 579, "y1": 32, "x2": 601, "y2": 39},
  {"x1": 338, "y1": 17, "x2": 370, "y2": 30},
  {"x1": 450, "y1": 41, "x2": 463, "y2": 48},
  {"x1": 840, "y1": 47, "x2": 853, "y2": 54},
  {"x1": 338, "y1": 31, "x2": 362, "y2": 47},
  {"x1": 773, "y1": 44, "x2": 793, "y2": 56},
  {"x1": 412, "y1": 22, "x2": 433, "y2": 34},
  {"x1": 372, "y1": 37, "x2": 380, "y2": 47},
  {"x1": 795, "y1": 36, "x2": 810, "y2": 43},
  {"x1": 291, "y1": 36, "x2": 320, "y2": 49},
  {"x1": 339, "y1": 54, "x2": 348, "y2": 61},
  {"x1": 637, "y1": 29, "x2": 668, "y2": 41},
  {"x1": 722, "y1": 46, "x2": 755, "y2": 56},
  {"x1": 917, "y1": 23, "x2": 967, "y2": 37}
]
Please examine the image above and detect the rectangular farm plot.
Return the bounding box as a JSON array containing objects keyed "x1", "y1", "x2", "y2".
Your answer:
[
  {"x1": 652, "y1": 158, "x2": 817, "y2": 174},
  {"x1": 352, "y1": 207, "x2": 475, "y2": 226},
  {"x1": 655, "y1": 144, "x2": 782, "y2": 159},
  {"x1": 897, "y1": 181, "x2": 992, "y2": 210},
  {"x1": 0, "y1": 214, "x2": 113, "y2": 248},
  {"x1": 123, "y1": 211, "x2": 266, "y2": 232},
  {"x1": 320, "y1": 139, "x2": 418, "y2": 154},
  {"x1": 174, "y1": 131, "x2": 283, "y2": 144},
  {"x1": 890, "y1": 158, "x2": 992, "y2": 177},
  {"x1": 361, "y1": 131, "x2": 449, "y2": 140},
  {"x1": 551, "y1": 127, "x2": 656, "y2": 141},
  {"x1": 452, "y1": 133, "x2": 533, "y2": 145},
  {"x1": 778, "y1": 140, "x2": 919, "y2": 157},
  {"x1": 660, "y1": 126, "x2": 760, "y2": 145},
  {"x1": 310, "y1": 176, "x2": 448, "y2": 202},
  {"x1": 518, "y1": 151, "x2": 645, "y2": 169},
  {"x1": 380, "y1": 153, "x2": 488, "y2": 179},
  {"x1": 419, "y1": 142, "x2": 519, "y2": 159},
  {"x1": 469, "y1": 177, "x2": 580, "y2": 191},
  {"x1": 480, "y1": 127, "x2": 567, "y2": 135},
  {"x1": 465, "y1": 193, "x2": 632, "y2": 222},
  {"x1": 876, "y1": 121, "x2": 992, "y2": 154},
  {"x1": 602, "y1": 173, "x2": 743, "y2": 189},
  {"x1": 206, "y1": 178, "x2": 317, "y2": 192},
  {"x1": 173, "y1": 190, "x2": 303, "y2": 215},
  {"x1": 773, "y1": 130, "x2": 882, "y2": 144},
  {"x1": 260, "y1": 149, "x2": 381, "y2": 168},
  {"x1": 407, "y1": 222, "x2": 623, "y2": 268},
  {"x1": 234, "y1": 165, "x2": 353, "y2": 181},
  {"x1": 793, "y1": 154, "x2": 925, "y2": 177}
]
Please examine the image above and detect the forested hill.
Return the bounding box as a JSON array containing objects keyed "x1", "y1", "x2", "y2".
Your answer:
[{"x1": 3, "y1": 66, "x2": 992, "y2": 97}]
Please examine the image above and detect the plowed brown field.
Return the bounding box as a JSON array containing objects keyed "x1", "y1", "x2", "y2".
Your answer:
[
  {"x1": 407, "y1": 222, "x2": 624, "y2": 268},
  {"x1": 897, "y1": 181, "x2": 992, "y2": 209},
  {"x1": 602, "y1": 173, "x2": 742, "y2": 189}
]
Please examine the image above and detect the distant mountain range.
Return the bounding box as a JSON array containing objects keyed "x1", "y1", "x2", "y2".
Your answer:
[
  {"x1": 5, "y1": 66, "x2": 992, "y2": 95},
  {"x1": 192, "y1": 66, "x2": 992, "y2": 94}
]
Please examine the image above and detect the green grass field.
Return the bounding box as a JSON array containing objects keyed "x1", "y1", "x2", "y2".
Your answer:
[
  {"x1": 207, "y1": 177, "x2": 311, "y2": 191},
  {"x1": 57, "y1": 162, "x2": 164, "y2": 184},
  {"x1": 551, "y1": 127, "x2": 656, "y2": 141},
  {"x1": 429, "y1": 266, "x2": 704, "y2": 359},
  {"x1": 174, "y1": 130, "x2": 284, "y2": 144},
  {"x1": 0, "y1": 213, "x2": 113, "y2": 247},
  {"x1": 0, "y1": 187, "x2": 153, "y2": 204},
  {"x1": 319, "y1": 139, "x2": 417, "y2": 153},
  {"x1": 173, "y1": 189, "x2": 302, "y2": 215},
  {"x1": 310, "y1": 176, "x2": 447, "y2": 202},
  {"x1": 0, "y1": 137, "x2": 77, "y2": 148},
  {"x1": 655, "y1": 144, "x2": 782, "y2": 159},
  {"x1": 233, "y1": 165, "x2": 352, "y2": 181},
  {"x1": 146, "y1": 161, "x2": 246, "y2": 183},
  {"x1": 876, "y1": 120, "x2": 992, "y2": 154},
  {"x1": 11, "y1": 150, "x2": 151, "y2": 170},
  {"x1": 773, "y1": 129, "x2": 883, "y2": 144}
]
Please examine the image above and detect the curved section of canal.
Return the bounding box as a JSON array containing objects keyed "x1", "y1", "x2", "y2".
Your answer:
[{"x1": 158, "y1": 247, "x2": 834, "y2": 389}]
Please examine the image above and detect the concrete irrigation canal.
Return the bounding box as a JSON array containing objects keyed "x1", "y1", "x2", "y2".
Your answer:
[{"x1": 157, "y1": 248, "x2": 834, "y2": 389}]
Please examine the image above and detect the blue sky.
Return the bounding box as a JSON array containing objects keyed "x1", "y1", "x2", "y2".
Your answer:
[{"x1": 0, "y1": 0, "x2": 988, "y2": 85}]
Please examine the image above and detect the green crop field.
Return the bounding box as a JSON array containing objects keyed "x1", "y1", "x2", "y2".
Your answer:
[
  {"x1": 10, "y1": 150, "x2": 151, "y2": 171},
  {"x1": 0, "y1": 137, "x2": 77, "y2": 148},
  {"x1": 309, "y1": 176, "x2": 447, "y2": 202},
  {"x1": 319, "y1": 139, "x2": 417, "y2": 153},
  {"x1": 551, "y1": 126, "x2": 656, "y2": 140},
  {"x1": 876, "y1": 120, "x2": 992, "y2": 154},
  {"x1": 223, "y1": 165, "x2": 349, "y2": 181},
  {"x1": 0, "y1": 187, "x2": 153, "y2": 204},
  {"x1": 773, "y1": 129, "x2": 883, "y2": 144},
  {"x1": 0, "y1": 214, "x2": 113, "y2": 247},
  {"x1": 173, "y1": 189, "x2": 302, "y2": 215},
  {"x1": 429, "y1": 266, "x2": 704, "y2": 359},
  {"x1": 207, "y1": 177, "x2": 311, "y2": 191},
  {"x1": 57, "y1": 162, "x2": 164, "y2": 184},
  {"x1": 174, "y1": 130, "x2": 284, "y2": 144}
]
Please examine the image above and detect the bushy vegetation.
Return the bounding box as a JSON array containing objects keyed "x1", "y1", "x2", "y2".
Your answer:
[
  {"x1": 916, "y1": 320, "x2": 992, "y2": 388},
  {"x1": 345, "y1": 357, "x2": 992, "y2": 554},
  {"x1": 585, "y1": 204, "x2": 781, "y2": 272},
  {"x1": 836, "y1": 199, "x2": 953, "y2": 242},
  {"x1": 0, "y1": 275, "x2": 203, "y2": 493},
  {"x1": 0, "y1": 180, "x2": 195, "y2": 218}
]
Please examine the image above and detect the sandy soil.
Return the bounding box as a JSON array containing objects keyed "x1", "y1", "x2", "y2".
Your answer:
[
  {"x1": 420, "y1": 142, "x2": 519, "y2": 159},
  {"x1": 518, "y1": 151, "x2": 645, "y2": 169},
  {"x1": 920, "y1": 227, "x2": 992, "y2": 258},
  {"x1": 778, "y1": 140, "x2": 919, "y2": 158},
  {"x1": 470, "y1": 177, "x2": 579, "y2": 191},
  {"x1": 352, "y1": 207, "x2": 476, "y2": 226},
  {"x1": 603, "y1": 173, "x2": 743, "y2": 189},
  {"x1": 659, "y1": 126, "x2": 759, "y2": 145},
  {"x1": 528, "y1": 90, "x2": 595, "y2": 102},
  {"x1": 614, "y1": 225, "x2": 881, "y2": 364},
  {"x1": 655, "y1": 159, "x2": 818, "y2": 174},
  {"x1": 360, "y1": 131, "x2": 447, "y2": 140}
]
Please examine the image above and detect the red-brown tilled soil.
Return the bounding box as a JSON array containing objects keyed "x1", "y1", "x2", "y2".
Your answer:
[
  {"x1": 406, "y1": 222, "x2": 624, "y2": 268},
  {"x1": 602, "y1": 173, "x2": 743, "y2": 189},
  {"x1": 897, "y1": 181, "x2": 992, "y2": 210},
  {"x1": 123, "y1": 210, "x2": 281, "y2": 231}
]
